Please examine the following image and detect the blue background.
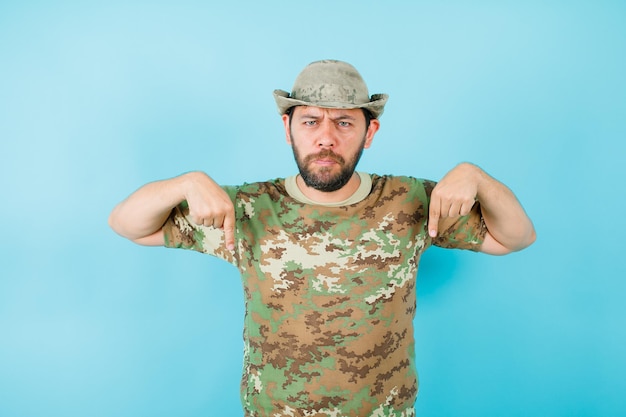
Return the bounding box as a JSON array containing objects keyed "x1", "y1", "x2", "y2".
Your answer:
[{"x1": 1, "y1": 1, "x2": 624, "y2": 416}]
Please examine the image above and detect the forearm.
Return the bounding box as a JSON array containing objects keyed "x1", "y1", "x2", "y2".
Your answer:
[
  {"x1": 108, "y1": 174, "x2": 188, "y2": 241},
  {"x1": 474, "y1": 165, "x2": 536, "y2": 252}
]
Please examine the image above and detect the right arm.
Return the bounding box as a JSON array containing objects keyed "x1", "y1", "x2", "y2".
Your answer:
[{"x1": 108, "y1": 171, "x2": 235, "y2": 249}]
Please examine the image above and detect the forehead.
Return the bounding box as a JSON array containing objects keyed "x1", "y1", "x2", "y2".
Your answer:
[{"x1": 293, "y1": 106, "x2": 364, "y2": 119}]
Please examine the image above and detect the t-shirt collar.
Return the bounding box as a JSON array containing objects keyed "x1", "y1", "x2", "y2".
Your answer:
[{"x1": 285, "y1": 172, "x2": 372, "y2": 207}]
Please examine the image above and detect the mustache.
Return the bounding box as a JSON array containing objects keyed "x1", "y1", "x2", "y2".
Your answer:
[{"x1": 303, "y1": 149, "x2": 345, "y2": 165}]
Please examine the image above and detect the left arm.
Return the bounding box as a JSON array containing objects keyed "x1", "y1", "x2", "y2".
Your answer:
[{"x1": 428, "y1": 162, "x2": 536, "y2": 255}]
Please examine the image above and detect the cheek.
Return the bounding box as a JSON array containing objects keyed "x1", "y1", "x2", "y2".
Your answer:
[
  {"x1": 290, "y1": 139, "x2": 306, "y2": 159},
  {"x1": 288, "y1": 130, "x2": 315, "y2": 150}
]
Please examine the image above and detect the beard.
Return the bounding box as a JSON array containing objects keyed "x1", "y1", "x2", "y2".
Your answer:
[{"x1": 291, "y1": 135, "x2": 366, "y2": 192}]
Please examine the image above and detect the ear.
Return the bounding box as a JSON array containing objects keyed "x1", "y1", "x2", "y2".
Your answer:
[
  {"x1": 363, "y1": 118, "x2": 380, "y2": 149},
  {"x1": 281, "y1": 114, "x2": 292, "y2": 145}
]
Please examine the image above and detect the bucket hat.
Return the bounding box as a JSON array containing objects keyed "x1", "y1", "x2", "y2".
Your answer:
[{"x1": 273, "y1": 60, "x2": 388, "y2": 118}]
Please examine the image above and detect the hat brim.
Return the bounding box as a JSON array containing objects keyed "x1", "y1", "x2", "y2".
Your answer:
[{"x1": 273, "y1": 89, "x2": 388, "y2": 119}]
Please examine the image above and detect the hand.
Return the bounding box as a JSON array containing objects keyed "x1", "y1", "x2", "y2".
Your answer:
[
  {"x1": 428, "y1": 163, "x2": 481, "y2": 238},
  {"x1": 183, "y1": 171, "x2": 235, "y2": 250}
]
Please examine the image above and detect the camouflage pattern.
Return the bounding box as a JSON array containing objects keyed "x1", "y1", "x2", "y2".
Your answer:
[
  {"x1": 163, "y1": 174, "x2": 486, "y2": 416},
  {"x1": 273, "y1": 60, "x2": 389, "y2": 118}
]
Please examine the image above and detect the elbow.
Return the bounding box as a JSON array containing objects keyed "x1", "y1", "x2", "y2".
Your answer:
[
  {"x1": 527, "y1": 227, "x2": 537, "y2": 247},
  {"x1": 108, "y1": 206, "x2": 121, "y2": 234},
  {"x1": 510, "y1": 225, "x2": 537, "y2": 253},
  {"x1": 107, "y1": 204, "x2": 166, "y2": 246},
  {"x1": 108, "y1": 204, "x2": 131, "y2": 239},
  {"x1": 108, "y1": 210, "x2": 116, "y2": 231},
  {"x1": 492, "y1": 225, "x2": 537, "y2": 256}
]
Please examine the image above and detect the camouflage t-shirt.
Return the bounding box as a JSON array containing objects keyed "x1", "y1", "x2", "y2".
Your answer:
[{"x1": 163, "y1": 174, "x2": 486, "y2": 417}]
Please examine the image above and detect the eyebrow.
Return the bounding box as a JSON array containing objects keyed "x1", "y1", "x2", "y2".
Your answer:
[
  {"x1": 298, "y1": 111, "x2": 357, "y2": 121},
  {"x1": 331, "y1": 114, "x2": 357, "y2": 122}
]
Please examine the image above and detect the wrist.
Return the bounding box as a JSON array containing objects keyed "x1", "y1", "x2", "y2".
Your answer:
[
  {"x1": 179, "y1": 171, "x2": 204, "y2": 198},
  {"x1": 459, "y1": 163, "x2": 489, "y2": 201},
  {"x1": 476, "y1": 170, "x2": 503, "y2": 207}
]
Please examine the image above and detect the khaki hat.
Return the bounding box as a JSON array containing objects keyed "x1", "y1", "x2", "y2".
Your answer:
[{"x1": 273, "y1": 59, "x2": 388, "y2": 118}]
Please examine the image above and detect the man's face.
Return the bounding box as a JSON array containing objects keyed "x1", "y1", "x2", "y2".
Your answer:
[{"x1": 283, "y1": 106, "x2": 380, "y2": 192}]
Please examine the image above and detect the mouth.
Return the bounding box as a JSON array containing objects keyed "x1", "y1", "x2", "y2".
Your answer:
[
  {"x1": 313, "y1": 158, "x2": 339, "y2": 166},
  {"x1": 306, "y1": 151, "x2": 344, "y2": 167}
]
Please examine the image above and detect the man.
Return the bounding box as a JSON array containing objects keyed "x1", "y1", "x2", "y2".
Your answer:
[{"x1": 109, "y1": 60, "x2": 536, "y2": 416}]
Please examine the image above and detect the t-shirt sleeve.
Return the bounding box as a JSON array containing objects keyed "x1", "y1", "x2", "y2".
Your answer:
[
  {"x1": 431, "y1": 202, "x2": 487, "y2": 251},
  {"x1": 162, "y1": 198, "x2": 237, "y2": 265},
  {"x1": 420, "y1": 178, "x2": 487, "y2": 252}
]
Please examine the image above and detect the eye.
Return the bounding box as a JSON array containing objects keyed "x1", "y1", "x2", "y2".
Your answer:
[
  {"x1": 338, "y1": 121, "x2": 351, "y2": 127},
  {"x1": 304, "y1": 120, "x2": 317, "y2": 126}
]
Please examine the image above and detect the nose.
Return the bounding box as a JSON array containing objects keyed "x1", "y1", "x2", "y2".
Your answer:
[{"x1": 316, "y1": 120, "x2": 337, "y2": 148}]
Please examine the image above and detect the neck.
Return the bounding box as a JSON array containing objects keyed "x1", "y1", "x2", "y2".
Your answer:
[{"x1": 296, "y1": 172, "x2": 361, "y2": 204}]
